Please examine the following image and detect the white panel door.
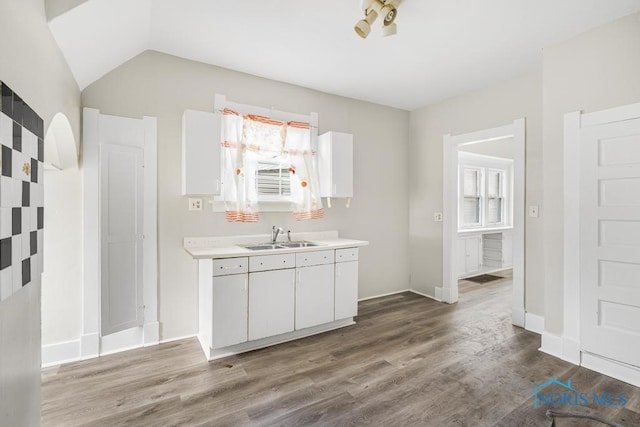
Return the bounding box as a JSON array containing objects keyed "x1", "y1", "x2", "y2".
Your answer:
[
  {"x1": 296, "y1": 264, "x2": 334, "y2": 330},
  {"x1": 248, "y1": 269, "x2": 295, "y2": 340},
  {"x1": 580, "y1": 118, "x2": 640, "y2": 368},
  {"x1": 100, "y1": 143, "x2": 144, "y2": 336}
]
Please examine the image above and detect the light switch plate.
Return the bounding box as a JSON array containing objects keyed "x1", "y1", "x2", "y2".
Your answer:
[
  {"x1": 189, "y1": 198, "x2": 203, "y2": 211},
  {"x1": 528, "y1": 205, "x2": 539, "y2": 218},
  {"x1": 434, "y1": 212, "x2": 443, "y2": 222}
]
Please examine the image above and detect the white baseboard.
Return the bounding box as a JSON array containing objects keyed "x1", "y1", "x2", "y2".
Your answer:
[
  {"x1": 435, "y1": 286, "x2": 458, "y2": 304},
  {"x1": 358, "y1": 289, "x2": 410, "y2": 302},
  {"x1": 582, "y1": 352, "x2": 640, "y2": 388},
  {"x1": 80, "y1": 332, "x2": 99, "y2": 360},
  {"x1": 143, "y1": 321, "x2": 160, "y2": 346},
  {"x1": 434, "y1": 287, "x2": 443, "y2": 302},
  {"x1": 512, "y1": 307, "x2": 525, "y2": 328},
  {"x1": 42, "y1": 340, "x2": 81, "y2": 368},
  {"x1": 159, "y1": 334, "x2": 197, "y2": 344},
  {"x1": 525, "y1": 313, "x2": 544, "y2": 334},
  {"x1": 409, "y1": 289, "x2": 437, "y2": 301},
  {"x1": 540, "y1": 331, "x2": 564, "y2": 359},
  {"x1": 540, "y1": 331, "x2": 581, "y2": 365}
]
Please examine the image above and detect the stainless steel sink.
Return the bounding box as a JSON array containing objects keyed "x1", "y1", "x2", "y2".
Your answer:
[
  {"x1": 280, "y1": 241, "x2": 320, "y2": 248},
  {"x1": 243, "y1": 244, "x2": 285, "y2": 250}
]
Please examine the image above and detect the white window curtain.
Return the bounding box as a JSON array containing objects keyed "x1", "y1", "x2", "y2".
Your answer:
[
  {"x1": 220, "y1": 110, "x2": 324, "y2": 222},
  {"x1": 285, "y1": 121, "x2": 324, "y2": 220}
]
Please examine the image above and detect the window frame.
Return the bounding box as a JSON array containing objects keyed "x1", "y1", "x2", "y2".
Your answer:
[{"x1": 458, "y1": 152, "x2": 513, "y2": 231}]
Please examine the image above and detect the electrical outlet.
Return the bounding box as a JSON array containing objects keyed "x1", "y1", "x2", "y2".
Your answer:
[
  {"x1": 434, "y1": 212, "x2": 443, "y2": 222},
  {"x1": 528, "y1": 205, "x2": 539, "y2": 218},
  {"x1": 189, "y1": 198, "x2": 203, "y2": 211}
]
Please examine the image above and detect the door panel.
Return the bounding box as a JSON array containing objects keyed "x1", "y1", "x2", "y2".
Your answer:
[
  {"x1": 580, "y1": 118, "x2": 640, "y2": 368},
  {"x1": 100, "y1": 143, "x2": 144, "y2": 336}
]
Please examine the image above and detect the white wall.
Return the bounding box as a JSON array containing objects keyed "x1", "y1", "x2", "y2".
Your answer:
[
  {"x1": 80, "y1": 50, "x2": 410, "y2": 340},
  {"x1": 542, "y1": 12, "x2": 640, "y2": 334},
  {"x1": 0, "y1": 0, "x2": 80, "y2": 424},
  {"x1": 408, "y1": 71, "x2": 544, "y2": 315}
]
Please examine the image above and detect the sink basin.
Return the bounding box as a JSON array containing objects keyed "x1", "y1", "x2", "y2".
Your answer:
[
  {"x1": 243, "y1": 244, "x2": 285, "y2": 250},
  {"x1": 280, "y1": 241, "x2": 320, "y2": 248}
]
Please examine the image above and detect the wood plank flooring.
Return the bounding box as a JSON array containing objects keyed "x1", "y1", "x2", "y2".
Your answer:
[{"x1": 42, "y1": 274, "x2": 640, "y2": 426}]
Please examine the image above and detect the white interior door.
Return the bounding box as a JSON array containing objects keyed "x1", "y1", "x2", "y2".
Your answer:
[
  {"x1": 100, "y1": 143, "x2": 144, "y2": 336},
  {"x1": 580, "y1": 117, "x2": 640, "y2": 368}
]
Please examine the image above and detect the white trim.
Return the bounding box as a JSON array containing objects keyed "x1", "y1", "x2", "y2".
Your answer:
[
  {"x1": 434, "y1": 287, "x2": 443, "y2": 302},
  {"x1": 80, "y1": 334, "x2": 99, "y2": 360},
  {"x1": 512, "y1": 307, "x2": 525, "y2": 329},
  {"x1": 540, "y1": 332, "x2": 563, "y2": 359},
  {"x1": 443, "y1": 119, "x2": 526, "y2": 329},
  {"x1": 525, "y1": 313, "x2": 544, "y2": 334},
  {"x1": 41, "y1": 340, "x2": 81, "y2": 368},
  {"x1": 563, "y1": 111, "x2": 581, "y2": 352},
  {"x1": 82, "y1": 108, "x2": 100, "y2": 359},
  {"x1": 82, "y1": 108, "x2": 159, "y2": 359},
  {"x1": 581, "y1": 353, "x2": 640, "y2": 388},
  {"x1": 358, "y1": 289, "x2": 410, "y2": 302},
  {"x1": 159, "y1": 334, "x2": 198, "y2": 345},
  {"x1": 581, "y1": 102, "x2": 640, "y2": 128},
  {"x1": 409, "y1": 289, "x2": 437, "y2": 301}
]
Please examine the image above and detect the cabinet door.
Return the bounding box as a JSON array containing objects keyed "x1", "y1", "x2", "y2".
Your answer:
[
  {"x1": 465, "y1": 236, "x2": 482, "y2": 274},
  {"x1": 212, "y1": 274, "x2": 248, "y2": 349},
  {"x1": 248, "y1": 269, "x2": 295, "y2": 340},
  {"x1": 296, "y1": 264, "x2": 335, "y2": 330},
  {"x1": 335, "y1": 261, "x2": 358, "y2": 319},
  {"x1": 182, "y1": 109, "x2": 221, "y2": 195}
]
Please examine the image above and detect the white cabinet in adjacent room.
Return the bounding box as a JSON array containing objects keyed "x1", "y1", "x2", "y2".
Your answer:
[
  {"x1": 318, "y1": 131, "x2": 353, "y2": 198},
  {"x1": 335, "y1": 248, "x2": 359, "y2": 319},
  {"x1": 182, "y1": 109, "x2": 221, "y2": 195},
  {"x1": 295, "y1": 250, "x2": 335, "y2": 330},
  {"x1": 457, "y1": 235, "x2": 482, "y2": 278},
  {"x1": 248, "y1": 269, "x2": 295, "y2": 341}
]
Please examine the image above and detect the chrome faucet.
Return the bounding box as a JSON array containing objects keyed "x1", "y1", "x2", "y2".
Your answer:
[{"x1": 271, "y1": 226, "x2": 283, "y2": 244}]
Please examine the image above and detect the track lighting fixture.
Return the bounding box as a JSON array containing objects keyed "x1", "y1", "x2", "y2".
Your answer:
[{"x1": 354, "y1": 0, "x2": 401, "y2": 39}]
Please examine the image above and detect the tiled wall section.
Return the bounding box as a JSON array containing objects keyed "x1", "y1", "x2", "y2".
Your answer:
[{"x1": 0, "y1": 82, "x2": 44, "y2": 302}]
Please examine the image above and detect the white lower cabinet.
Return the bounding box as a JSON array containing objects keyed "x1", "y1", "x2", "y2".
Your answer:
[
  {"x1": 335, "y1": 261, "x2": 358, "y2": 319},
  {"x1": 248, "y1": 268, "x2": 295, "y2": 340},
  {"x1": 212, "y1": 274, "x2": 248, "y2": 348},
  {"x1": 296, "y1": 264, "x2": 335, "y2": 329},
  {"x1": 457, "y1": 235, "x2": 482, "y2": 278},
  {"x1": 199, "y1": 246, "x2": 361, "y2": 360}
]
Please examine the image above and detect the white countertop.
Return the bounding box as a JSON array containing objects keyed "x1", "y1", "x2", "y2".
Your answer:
[{"x1": 183, "y1": 231, "x2": 369, "y2": 259}]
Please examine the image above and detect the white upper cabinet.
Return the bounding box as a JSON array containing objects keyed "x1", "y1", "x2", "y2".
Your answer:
[
  {"x1": 318, "y1": 131, "x2": 353, "y2": 198},
  {"x1": 182, "y1": 109, "x2": 221, "y2": 195}
]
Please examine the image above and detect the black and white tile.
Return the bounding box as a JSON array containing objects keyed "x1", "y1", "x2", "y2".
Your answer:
[{"x1": 0, "y1": 81, "x2": 44, "y2": 302}]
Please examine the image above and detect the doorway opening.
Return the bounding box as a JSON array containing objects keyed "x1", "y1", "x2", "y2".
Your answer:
[{"x1": 441, "y1": 119, "x2": 526, "y2": 328}]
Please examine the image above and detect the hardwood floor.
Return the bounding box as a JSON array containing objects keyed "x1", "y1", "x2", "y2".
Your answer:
[{"x1": 42, "y1": 276, "x2": 640, "y2": 426}]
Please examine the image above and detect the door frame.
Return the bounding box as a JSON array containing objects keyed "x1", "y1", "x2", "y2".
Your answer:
[
  {"x1": 562, "y1": 102, "x2": 640, "y2": 383},
  {"x1": 441, "y1": 119, "x2": 526, "y2": 328},
  {"x1": 81, "y1": 107, "x2": 158, "y2": 359}
]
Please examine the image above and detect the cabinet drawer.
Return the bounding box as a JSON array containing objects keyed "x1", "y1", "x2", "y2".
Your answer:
[
  {"x1": 336, "y1": 247, "x2": 358, "y2": 263},
  {"x1": 212, "y1": 257, "x2": 248, "y2": 276},
  {"x1": 296, "y1": 250, "x2": 334, "y2": 267},
  {"x1": 250, "y1": 253, "x2": 296, "y2": 272}
]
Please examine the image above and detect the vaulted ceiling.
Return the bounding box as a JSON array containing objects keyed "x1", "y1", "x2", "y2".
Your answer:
[{"x1": 48, "y1": 0, "x2": 640, "y2": 110}]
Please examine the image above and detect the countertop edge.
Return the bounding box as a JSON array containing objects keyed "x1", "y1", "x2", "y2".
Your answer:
[{"x1": 184, "y1": 239, "x2": 370, "y2": 260}]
